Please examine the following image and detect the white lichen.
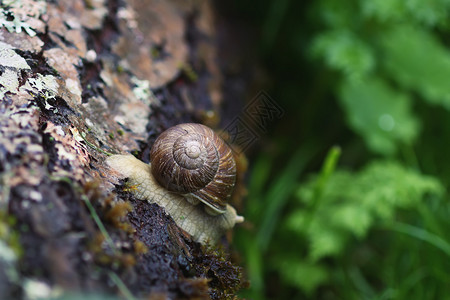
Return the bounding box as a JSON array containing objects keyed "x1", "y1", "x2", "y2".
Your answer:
[
  {"x1": 25, "y1": 74, "x2": 59, "y2": 99},
  {"x1": 106, "y1": 154, "x2": 244, "y2": 245},
  {"x1": 0, "y1": 0, "x2": 47, "y2": 37},
  {"x1": 0, "y1": 41, "x2": 59, "y2": 100},
  {"x1": 131, "y1": 76, "x2": 159, "y2": 106},
  {"x1": 0, "y1": 240, "x2": 19, "y2": 284},
  {"x1": 23, "y1": 279, "x2": 62, "y2": 300},
  {"x1": 0, "y1": 41, "x2": 30, "y2": 69}
]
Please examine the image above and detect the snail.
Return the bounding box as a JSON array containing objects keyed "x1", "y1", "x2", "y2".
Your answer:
[{"x1": 106, "y1": 123, "x2": 244, "y2": 245}]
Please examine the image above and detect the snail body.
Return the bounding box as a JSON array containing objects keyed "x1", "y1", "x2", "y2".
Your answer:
[{"x1": 106, "y1": 123, "x2": 243, "y2": 245}]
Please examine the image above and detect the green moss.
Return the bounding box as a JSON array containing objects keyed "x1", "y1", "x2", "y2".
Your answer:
[
  {"x1": 178, "y1": 63, "x2": 198, "y2": 82},
  {"x1": 0, "y1": 212, "x2": 23, "y2": 259}
]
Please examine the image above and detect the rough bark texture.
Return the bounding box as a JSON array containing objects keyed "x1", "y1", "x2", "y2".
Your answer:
[{"x1": 0, "y1": 0, "x2": 247, "y2": 299}]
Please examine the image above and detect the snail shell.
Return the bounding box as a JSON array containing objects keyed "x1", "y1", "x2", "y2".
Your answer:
[{"x1": 150, "y1": 123, "x2": 236, "y2": 214}]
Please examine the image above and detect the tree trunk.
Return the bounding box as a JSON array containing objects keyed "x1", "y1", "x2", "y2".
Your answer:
[{"x1": 0, "y1": 0, "x2": 246, "y2": 299}]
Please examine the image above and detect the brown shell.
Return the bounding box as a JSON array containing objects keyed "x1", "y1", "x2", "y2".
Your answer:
[{"x1": 150, "y1": 123, "x2": 236, "y2": 213}]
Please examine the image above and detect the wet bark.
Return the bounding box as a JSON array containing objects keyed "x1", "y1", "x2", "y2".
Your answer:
[{"x1": 0, "y1": 0, "x2": 246, "y2": 299}]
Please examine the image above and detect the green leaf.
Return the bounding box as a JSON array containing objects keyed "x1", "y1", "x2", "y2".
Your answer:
[
  {"x1": 276, "y1": 257, "x2": 329, "y2": 295},
  {"x1": 358, "y1": 161, "x2": 444, "y2": 218},
  {"x1": 315, "y1": 0, "x2": 357, "y2": 28},
  {"x1": 381, "y1": 25, "x2": 450, "y2": 108},
  {"x1": 361, "y1": 0, "x2": 406, "y2": 22},
  {"x1": 285, "y1": 210, "x2": 308, "y2": 232},
  {"x1": 290, "y1": 159, "x2": 443, "y2": 264},
  {"x1": 308, "y1": 225, "x2": 346, "y2": 260},
  {"x1": 332, "y1": 203, "x2": 373, "y2": 238},
  {"x1": 339, "y1": 77, "x2": 419, "y2": 155},
  {"x1": 404, "y1": 0, "x2": 450, "y2": 26},
  {"x1": 312, "y1": 30, "x2": 375, "y2": 80},
  {"x1": 361, "y1": 0, "x2": 450, "y2": 26}
]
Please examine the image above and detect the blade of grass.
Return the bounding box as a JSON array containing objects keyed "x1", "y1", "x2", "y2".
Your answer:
[
  {"x1": 347, "y1": 265, "x2": 376, "y2": 299},
  {"x1": 416, "y1": 199, "x2": 446, "y2": 240},
  {"x1": 303, "y1": 146, "x2": 341, "y2": 231},
  {"x1": 82, "y1": 195, "x2": 117, "y2": 253},
  {"x1": 394, "y1": 268, "x2": 427, "y2": 300},
  {"x1": 311, "y1": 146, "x2": 341, "y2": 206},
  {"x1": 108, "y1": 271, "x2": 138, "y2": 300},
  {"x1": 262, "y1": 0, "x2": 291, "y2": 53},
  {"x1": 245, "y1": 238, "x2": 264, "y2": 294},
  {"x1": 387, "y1": 222, "x2": 450, "y2": 257},
  {"x1": 246, "y1": 153, "x2": 273, "y2": 220},
  {"x1": 80, "y1": 132, "x2": 115, "y2": 156},
  {"x1": 257, "y1": 142, "x2": 317, "y2": 251}
]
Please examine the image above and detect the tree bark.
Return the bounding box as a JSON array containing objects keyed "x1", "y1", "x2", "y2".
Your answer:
[{"x1": 0, "y1": 0, "x2": 245, "y2": 299}]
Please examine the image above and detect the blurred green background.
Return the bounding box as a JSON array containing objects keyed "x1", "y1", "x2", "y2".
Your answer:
[{"x1": 225, "y1": 0, "x2": 450, "y2": 299}]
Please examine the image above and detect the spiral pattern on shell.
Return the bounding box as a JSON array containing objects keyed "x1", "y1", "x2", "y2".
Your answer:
[{"x1": 150, "y1": 123, "x2": 236, "y2": 213}]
